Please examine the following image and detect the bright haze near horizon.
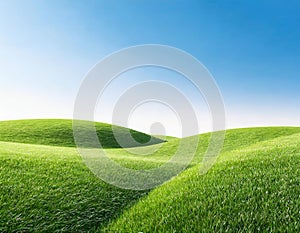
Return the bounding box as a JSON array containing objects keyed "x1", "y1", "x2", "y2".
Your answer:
[{"x1": 0, "y1": 0, "x2": 299, "y2": 137}]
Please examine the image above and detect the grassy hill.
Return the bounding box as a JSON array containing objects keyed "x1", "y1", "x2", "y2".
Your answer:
[
  {"x1": 0, "y1": 119, "x2": 164, "y2": 148},
  {"x1": 105, "y1": 131, "x2": 300, "y2": 232},
  {"x1": 0, "y1": 119, "x2": 300, "y2": 232}
]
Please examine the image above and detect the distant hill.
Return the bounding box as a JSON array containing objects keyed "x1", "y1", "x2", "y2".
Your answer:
[{"x1": 0, "y1": 119, "x2": 164, "y2": 148}]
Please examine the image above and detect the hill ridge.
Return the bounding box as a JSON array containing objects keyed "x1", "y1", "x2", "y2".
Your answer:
[{"x1": 0, "y1": 119, "x2": 164, "y2": 148}]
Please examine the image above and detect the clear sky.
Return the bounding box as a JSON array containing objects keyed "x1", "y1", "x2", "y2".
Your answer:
[{"x1": 0, "y1": 0, "x2": 299, "y2": 137}]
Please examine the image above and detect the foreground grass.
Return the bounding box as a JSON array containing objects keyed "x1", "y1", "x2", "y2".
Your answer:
[
  {"x1": 105, "y1": 132, "x2": 300, "y2": 232},
  {"x1": 0, "y1": 142, "x2": 151, "y2": 232},
  {"x1": 1, "y1": 120, "x2": 300, "y2": 232}
]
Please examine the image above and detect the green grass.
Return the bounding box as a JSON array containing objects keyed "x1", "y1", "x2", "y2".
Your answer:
[
  {"x1": 1, "y1": 119, "x2": 300, "y2": 232},
  {"x1": 105, "y1": 131, "x2": 300, "y2": 232},
  {"x1": 0, "y1": 119, "x2": 164, "y2": 148},
  {"x1": 0, "y1": 142, "x2": 149, "y2": 232}
]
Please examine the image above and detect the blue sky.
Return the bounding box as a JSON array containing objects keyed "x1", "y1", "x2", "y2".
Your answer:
[{"x1": 0, "y1": 0, "x2": 299, "y2": 136}]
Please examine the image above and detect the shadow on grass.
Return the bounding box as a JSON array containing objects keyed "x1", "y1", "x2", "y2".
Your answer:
[{"x1": 0, "y1": 146, "x2": 151, "y2": 232}]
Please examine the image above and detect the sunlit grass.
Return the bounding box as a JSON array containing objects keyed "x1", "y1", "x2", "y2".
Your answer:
[
  {"x1": 105, "y1": 132, "x2": 300, "y2": 232},
  {"x1": 1, "y1": 119, "x2": 300, "y2": 232}
]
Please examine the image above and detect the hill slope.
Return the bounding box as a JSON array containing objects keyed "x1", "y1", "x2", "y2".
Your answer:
[
  {"x1": 0, "y1": 119, "x2": 164, "y2": 148},
  {"x1": 0, "y1": 141, "x2": 150, "y2": 232},
  {"x1": 1, "y1": 124, "x2": 300, "y2": 232},
  {"x1": 105, "y1": 130, "x2": 300, "y2": 232}
]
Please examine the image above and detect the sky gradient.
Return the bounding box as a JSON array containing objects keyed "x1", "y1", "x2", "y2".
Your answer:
[{"x1": 0, "y1": 0, "x2": 299, "y2": 137}]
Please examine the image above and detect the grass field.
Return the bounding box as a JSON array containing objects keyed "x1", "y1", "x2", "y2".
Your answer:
[{"x1": 1, "y1": 119, "x2": 300, "y2": 232}]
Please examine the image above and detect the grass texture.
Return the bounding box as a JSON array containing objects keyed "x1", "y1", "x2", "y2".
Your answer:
[{"x1": 0, "y1": 119, "x2": 300, "y2": 232}]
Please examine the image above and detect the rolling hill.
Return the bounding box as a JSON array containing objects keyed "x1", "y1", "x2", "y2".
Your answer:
[
  {"x1": 0, "y1": 119, "x2": 164, "y2": 148},
  {"x1": 0, "y1": 119, "x2": 299, "y2": 232},
  {"x1": 105, "y1": 131, "x2": 300, "y2": 232}
]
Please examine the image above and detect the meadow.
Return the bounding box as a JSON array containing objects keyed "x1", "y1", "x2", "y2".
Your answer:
[{"x1": 0, "y1": 119, "x2": 299, "y2": 232}]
